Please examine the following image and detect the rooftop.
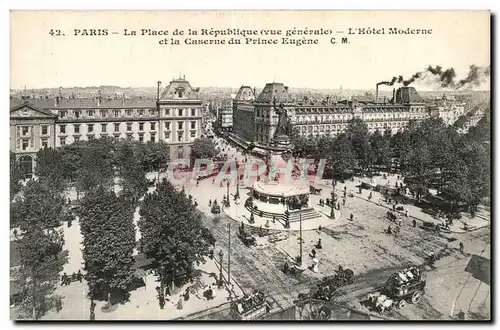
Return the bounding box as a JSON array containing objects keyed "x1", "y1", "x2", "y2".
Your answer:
[
  {"x1": 234, "y1": 86, "x2": 256, "y2": 102},
  {"x1": 160, "y1": 78, "x2": 200, "y2": 100},
  {"x1": 256, "y1": 82, "x2": 294, "y2": 103},
  {"x1": 10, "y1": 97, "x2": 156, "y2": 109}
]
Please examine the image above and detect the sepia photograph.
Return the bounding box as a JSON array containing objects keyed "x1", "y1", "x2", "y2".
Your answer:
[{"x1": 9, "y1": 10, "x2": 491, "y2": 321}]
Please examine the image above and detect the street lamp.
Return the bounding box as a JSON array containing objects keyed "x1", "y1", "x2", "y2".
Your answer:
[
  {"x1": 226, "y1": 180, "x2": 231, "y2": 207},
  {"x1": 218, "y1": 250, "x2": 224, "y2": 288},
  {"x1": 331, "y1": 180, "x2": 336, "y2": 219}
]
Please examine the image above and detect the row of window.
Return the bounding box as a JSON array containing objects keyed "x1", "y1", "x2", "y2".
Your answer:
[
  {"x1": 56, "y1": 130, "x2": 197, "y2": 145},
  {"x1": 58, "y1": 121, "x2": 197, "y2": 134},
  {"x1": 58, "y1": 108, "x2": 198, "y2": 119},
  {"x1": 20, "y1": 125, "x2": 49, "y2": 136},
  {"x1": 297, "y1": 121, "x2": 408, "y2": 132}
]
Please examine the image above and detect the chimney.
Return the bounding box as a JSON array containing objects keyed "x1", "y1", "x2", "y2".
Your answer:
[
  {"x1": 59, "y1": 87, "x2": 63, "y2": 98},
  {"x1": 375, "y1": 84, "x2": 379, "y2": 103},
  {"x1": 97, "y1": 97, "x2": 101, "y2": 107},
  {"x1": 393, "y1": 88, "x2": 396, "y2": 104},
  {"x1": 122, "y1": 94, "x2": 125, "y2": 106},
  {"x1": 253, "y1": 88, "x2": 256, "y2": 97},
  {"x1": 284, "y1": 86, "x2": 289, "y2": 92},
  {"x1": 54, "y1": 96, "x2": 60, "y2": 107}
]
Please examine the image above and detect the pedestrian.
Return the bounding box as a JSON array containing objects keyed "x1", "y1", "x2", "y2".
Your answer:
[
  {"x1": 310, "y1": 249, "x2": 316, "y2": 258},
  {"x1": 398, "y1": 218, "x2": 402, "y2": 227},
  {"x1": 209, "y1": 199, "x2": 212, "y2": 206},
  {"x1": 387, "y1": 225, "x2": 392, "y2": 234},
  {"x1": 77, "y1": 270, "x2": 83, "y2": 283},
  {"x1": 177, "y1": 298, "x2": 183, "y2": 310},
  {"x1": 459, "y1": 241, "x2": 464, "y2": 254},
  {"x1": 405, "y1": 209, "x2": 409, "y2": 217},
  {"x1": 13, "y1": 229, "x2": 17, "y2": 239},
  {"x1": 393, "y1": 203, "x2": 396, "y2": 211},
  {"x1": 316, "y1": 238, "x2": 322, "y2": 249},
  {"x1": 368, "y1": 192, "x2": 372, "y2": 200},
  {"x1": 350, "y1": 213, "x2": 354, "y2": 221},
  {"x1": 158, "y1": 292, "x2": 165, "y2": 309},
  {"x1": 212, "y1": 178, "x2": 215, "y2": 184},
  {"x1": 165, "y1": 285, "x2": 171, "y2": 296},
  {"x1": 412, "y1": 219, "x2": 416, "y2": 228}
]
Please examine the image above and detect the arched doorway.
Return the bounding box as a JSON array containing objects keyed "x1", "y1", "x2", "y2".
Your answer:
[{"x1": 18, "y1": 155, "x2": 34, "y2": 179}]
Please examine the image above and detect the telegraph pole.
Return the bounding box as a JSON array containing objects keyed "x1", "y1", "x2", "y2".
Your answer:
[
  {"x1": 299, "y1": 207, "x2": 303, "y2": 267},
  {"x1": 228, "y1": 222, "x2": 231, "y2": 286}
]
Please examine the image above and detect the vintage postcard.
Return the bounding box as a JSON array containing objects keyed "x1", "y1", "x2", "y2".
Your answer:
[{"x1": 9, "y1": 10, "x2": 491, "y2": 321}]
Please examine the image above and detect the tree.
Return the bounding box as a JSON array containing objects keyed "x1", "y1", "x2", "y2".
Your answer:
[
  {"x1": 10, "y1": 152, "x2": 22, "y2": 201},
  {"x1": 368, "y1": 130, "x2": 391, "y2": 172},
  {"x1": 15, "y1": 179, "x2": 67, "y2": 230},
  {"x1": 190, "y1": 138, "x2": 217, "y2": 167},
  {"x1": 401, "y1": 143, "x2": 434, "y2": 202},
  {"x1": 79, "y1": 186, "x2": 136, "y2": 309},
  {"x1": 330, "y1": 134, "x2": 356, "y2": 179},
  {"x1": 346, "y1": 118, "x2": 370, "y2": 171},
  {"x1": 35, "y1": 147, "x2": 66, "y2": 193},
  {"x1": 138, "y1": 180, "x2": 214, "y2": 292},
  {"x1": 14, "y1": 180, "x2": 68, "y2": 319},
  {"x1": 75, "y1": 141, "x2": 115, "y2": 195},
  {"x1": 142, "y1": 141, "x2": 170, "y2": 172},
  {"x1": 15, "y1": 228, "x2": 68, "y2": 319},
  {"x1": 116, "y1": 143, "x2": 149, "y2": 203}
]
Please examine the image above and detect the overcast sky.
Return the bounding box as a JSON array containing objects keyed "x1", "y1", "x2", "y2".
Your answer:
[{"x1": 10, "y1": 11, "x2": 490, "y2": 90}]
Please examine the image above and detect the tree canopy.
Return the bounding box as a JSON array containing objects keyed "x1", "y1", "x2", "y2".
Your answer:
[
  {"x1": 138, "y1": 179, "x2": 215, "y2": 290},
  {"x1": 78, "y1": 186, "x2": 136, "y2": 305}
]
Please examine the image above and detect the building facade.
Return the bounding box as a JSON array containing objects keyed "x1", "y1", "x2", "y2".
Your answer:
[
  {"x1": 10, "y1": 78, "x2": 203, "y2": 176},
  {"x1": 231, "y1": 86, "x2": 256, "y2": 145},
  {"x1": 230, "y1": 83, "x2": 430, "y2": 150},
  {"x1": 429, "y1": 95, "x2": 466, "y2": 126},
  {"x1": 216, "y1": 99, "x2": 234, "y2": 132}
]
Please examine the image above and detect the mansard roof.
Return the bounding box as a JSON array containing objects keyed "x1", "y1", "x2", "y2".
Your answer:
[
  {"x1": 234, "y1": 86, "x2": 255, "y2": 101},
  {"x1": 160, "y1": 78, "x2": 200, "y2": 100},
  {"x1": 256, "y1": 82, "x2": 293, "y2": 103}
]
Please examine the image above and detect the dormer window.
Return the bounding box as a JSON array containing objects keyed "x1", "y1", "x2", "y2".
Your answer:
[{"x1": 175, "y1": 87, "x2": 185, "y2": 98}]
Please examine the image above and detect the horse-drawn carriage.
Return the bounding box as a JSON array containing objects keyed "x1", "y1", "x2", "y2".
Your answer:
[
  {"x1": 211, "y1": 200, "x2": 221, "y2": 214},
  {"x1": 313, "y1": 267, "x2": 355, "y2": 301},
  {"x1": 231, "y1": 291, "x2": 269, "y2": 320},
  {"x1": 364, "y1": 267, "x2": 426, "y2": 314},
  {"x1": 238, "y1": 225, "x2": 257, "y2": 247},
  {"x1": 386, "y1": 211, "x2": 397, "y2": 222},
  {"x1": 310, "y1": 186, "x2": 322, "y2": 195}
]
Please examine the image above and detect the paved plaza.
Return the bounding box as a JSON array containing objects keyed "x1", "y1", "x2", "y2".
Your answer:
[{"x1": 10, "y1": 136, "x2": 490, "y2": 321}]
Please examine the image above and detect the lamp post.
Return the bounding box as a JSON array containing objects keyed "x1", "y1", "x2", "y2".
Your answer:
[
  {"x1": 226, "y1": 180, "x2": 230, "y2": 207},
  {"x1": 298, "y1": 204, "x2": 303, "y2": 267},
  {"x1": 331, "y1": 180, "x2": 336, "y2": 219},
  {"x1": 218, "y1": 250, "x2": 224, "y2": 287},
  {"x1": 236, "y1": 174, "x2": 240, "y2": 198},
  {"x1": 228, "y1": 222, "x2": 231, "y2": 286}
]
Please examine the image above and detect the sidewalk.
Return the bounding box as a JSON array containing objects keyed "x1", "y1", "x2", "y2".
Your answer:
[
  {"x1": 41, "y1": 257, "x2": 243, "y2": 320},
  {"x1": 314, "y1": 175, "x2": 490, "y2": 234}
]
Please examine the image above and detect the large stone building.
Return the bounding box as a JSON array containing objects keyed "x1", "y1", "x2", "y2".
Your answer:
[
  {"x1": 10, "y1": 78, "x2": 203, "y2": 177},
  {"x1": 216, "y1": 99, "x2": 234, "y2": 133},
  {"x1": 229, "y1": 82, "x2": 429, "y2": 151},
  {"x1": 429, "y1": 95, "x2": 466, "y2": 126}
]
